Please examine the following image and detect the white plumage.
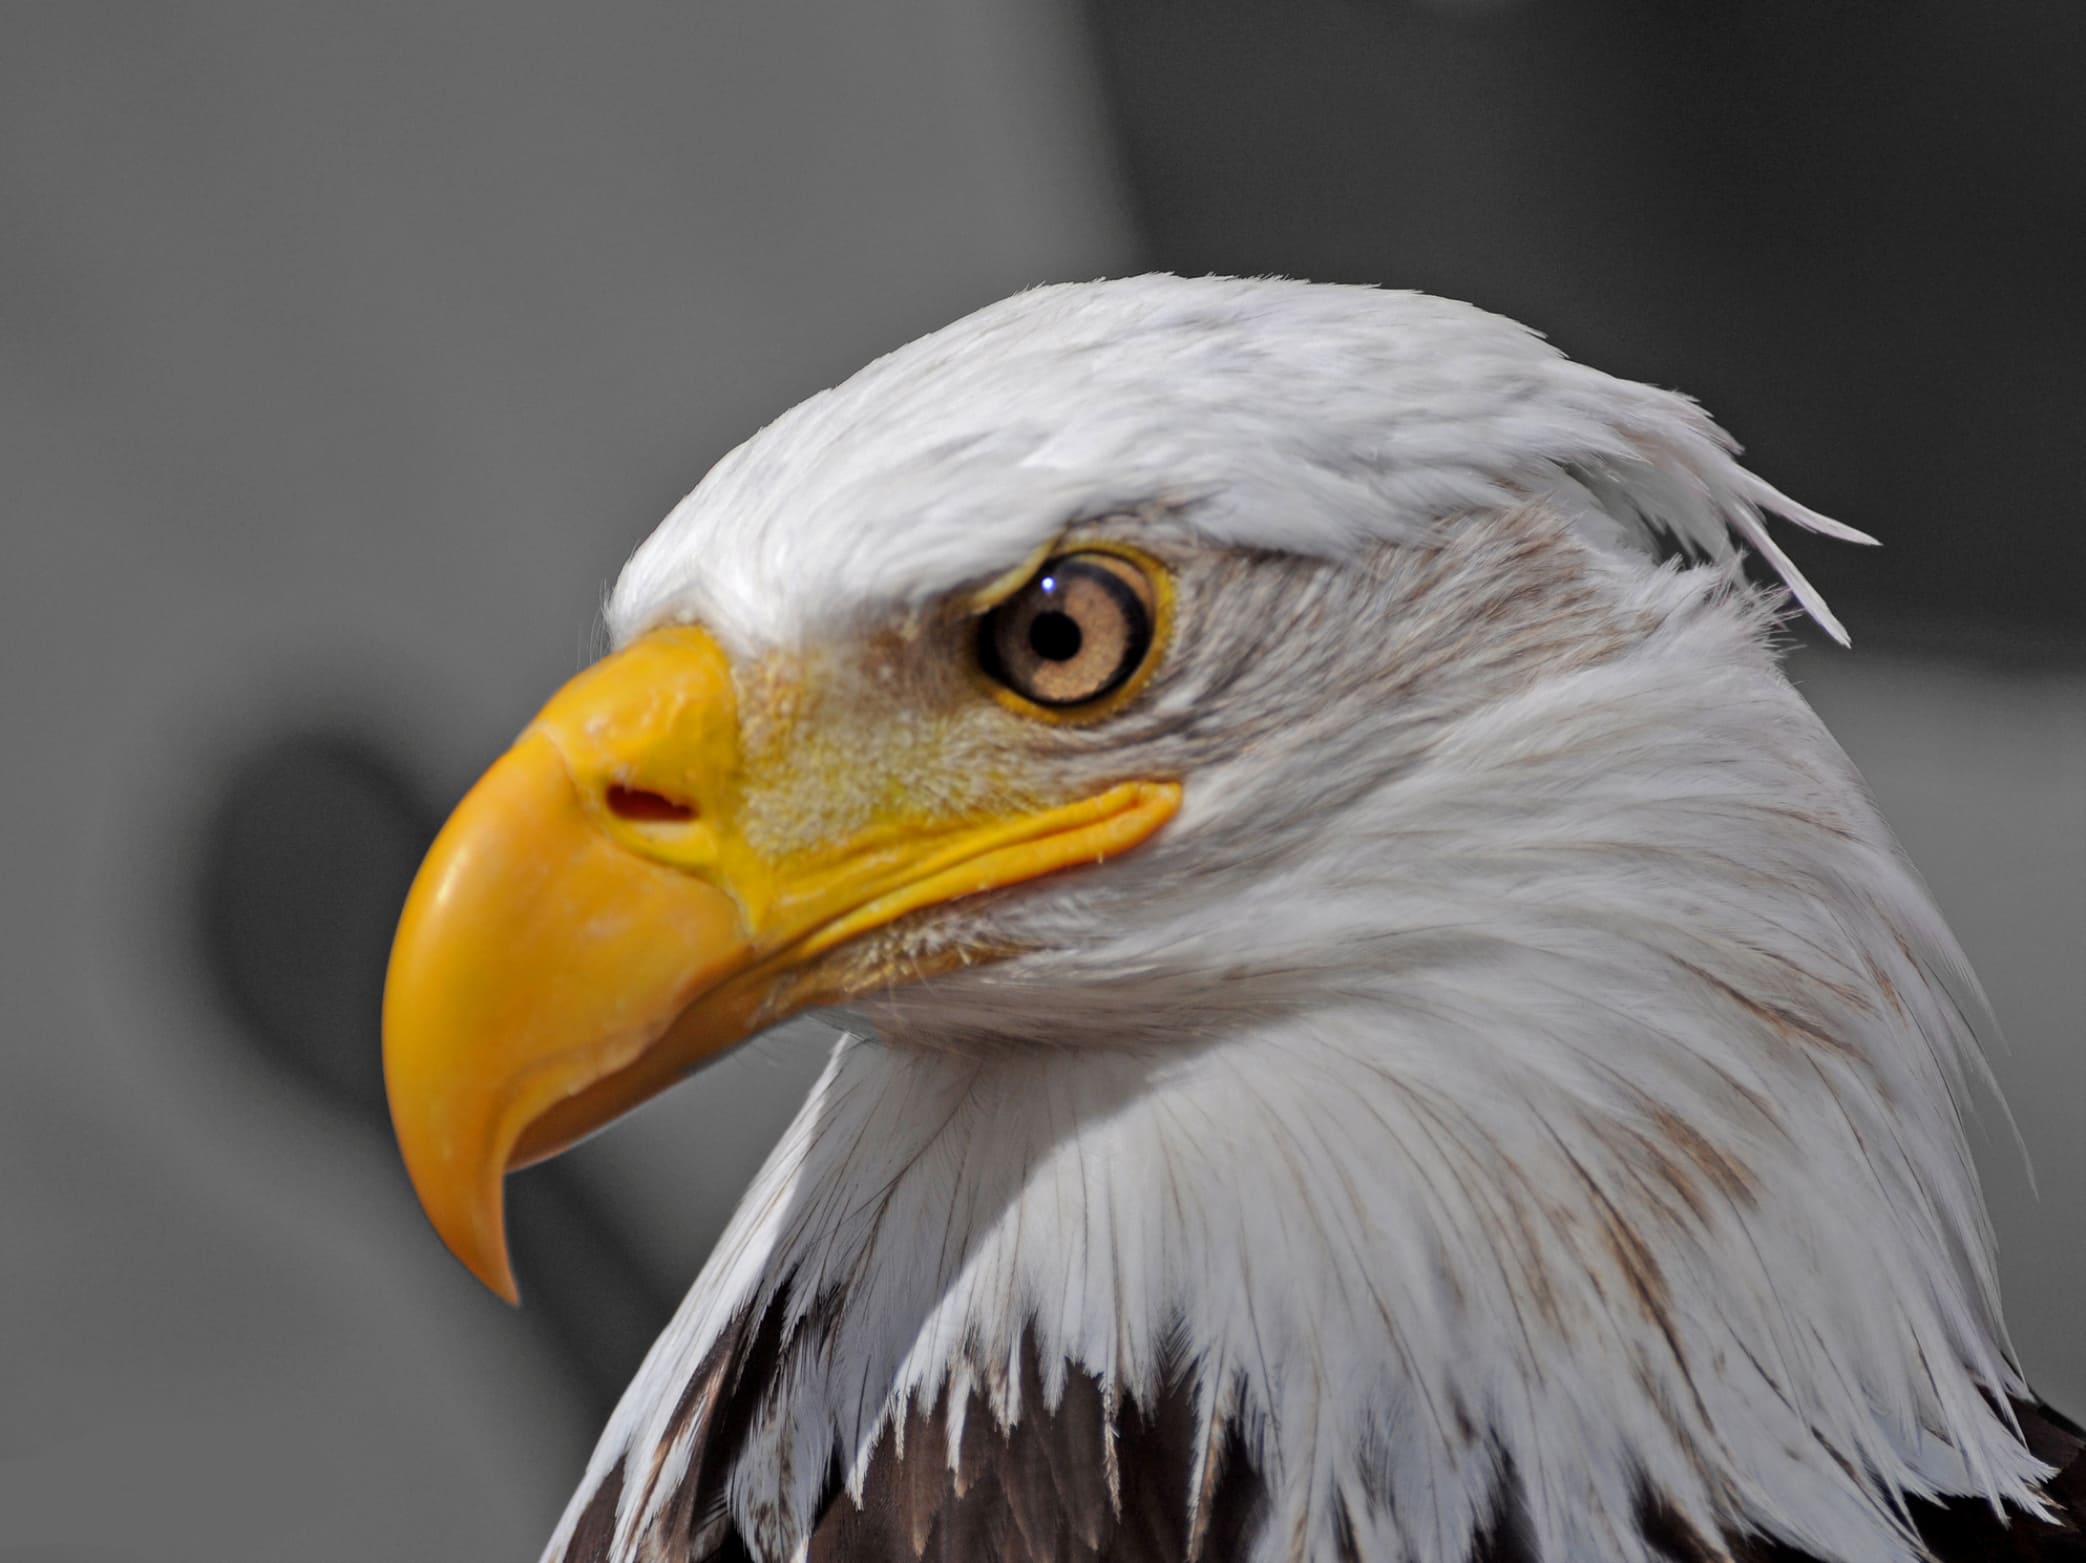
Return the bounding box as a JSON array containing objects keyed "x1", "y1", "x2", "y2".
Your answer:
[
  {"x1": 538, "y1": 276, "x2": 2068, "y2": 1563},
  {"x1": 613, "y1": 278, "x2": 1871, "y2": 651}
]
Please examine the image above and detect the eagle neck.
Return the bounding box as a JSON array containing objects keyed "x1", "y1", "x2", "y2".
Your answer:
[{"x1": 553, "y1": 982, "x2": 2047, "y2": 1563}]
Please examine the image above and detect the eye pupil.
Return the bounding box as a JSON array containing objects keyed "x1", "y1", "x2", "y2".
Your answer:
[{"x1": 1028, "y1": 611, "x2": 1082, "y2": 662}]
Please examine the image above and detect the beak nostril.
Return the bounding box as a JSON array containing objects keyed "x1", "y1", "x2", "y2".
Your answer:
[{"x1": 605, "y1": 784, "x2": 697, "y2": 824}]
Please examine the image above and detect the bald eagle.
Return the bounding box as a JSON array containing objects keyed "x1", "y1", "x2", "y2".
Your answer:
[{"x1": 383, "y1": 276, "x2": 2083, "y2": 1563}]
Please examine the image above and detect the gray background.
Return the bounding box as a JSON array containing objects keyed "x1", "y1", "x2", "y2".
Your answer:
[{"x1": 2, "y1": 6, "x2": 2078, "y2": 1560}]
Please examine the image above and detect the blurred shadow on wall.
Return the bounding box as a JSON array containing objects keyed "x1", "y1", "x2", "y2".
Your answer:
[{"x1": 190, "y1": 716, "x2": 676, "y2": 1430}]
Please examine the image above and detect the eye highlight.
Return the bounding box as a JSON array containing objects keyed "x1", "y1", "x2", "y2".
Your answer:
[{"x1": 978, "y1": 550, "x2": 1159, "y2": 710}]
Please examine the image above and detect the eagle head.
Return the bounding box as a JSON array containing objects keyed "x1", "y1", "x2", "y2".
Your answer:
[{"x1": 383, "y1": 277, "x2": 2062, "y2": 1563}]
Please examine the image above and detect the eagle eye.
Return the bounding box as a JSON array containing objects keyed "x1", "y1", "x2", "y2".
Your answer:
[{"x1": 978, "y1": 550, "x2": 1158, "y2": 709}]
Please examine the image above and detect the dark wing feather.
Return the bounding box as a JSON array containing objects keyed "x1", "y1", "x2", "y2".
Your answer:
[
  {"x1": 897, "y1": 1391, "x2": 950, "y2": 1556},
  {"x1": 563, "y1": 1456, "x2": 626, "y2": 1563},
  {"x1": 805, "y1": 1334, "x2": 1267, "y2": 1563}
]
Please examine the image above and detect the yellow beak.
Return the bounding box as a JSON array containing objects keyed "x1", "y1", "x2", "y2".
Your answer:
[{"x1": 382, "y1": 626, "x2": 1177, "y2": 1301}]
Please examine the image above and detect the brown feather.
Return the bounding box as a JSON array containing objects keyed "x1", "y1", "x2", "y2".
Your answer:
[
  {"x1": 899, "y1": 1394, "x2": 950, "y2": 1557},
  {"x1": 799, "y1": 1333, "x2": 1267, "y2": 1563},
  {"x1": 560, "y1": 1455, "x2": 625, "y2": 1563}
]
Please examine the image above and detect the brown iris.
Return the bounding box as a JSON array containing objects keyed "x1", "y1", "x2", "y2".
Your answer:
[{"x1": 978, "y1": 551, "x2": 1157, "y2": 708}]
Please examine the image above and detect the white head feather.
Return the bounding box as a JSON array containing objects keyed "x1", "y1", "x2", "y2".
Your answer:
[
  {"x1": 559, "y1": 276, "x2": 2041, "y2": 1563},
  {"x1": 613, "y1": 275, "x2": 1872, "y2": 652}
]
